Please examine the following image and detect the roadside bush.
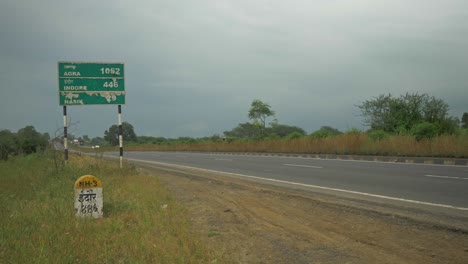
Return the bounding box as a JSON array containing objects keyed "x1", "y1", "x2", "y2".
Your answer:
[
  {"x1": 436, "y1": 117, "x2": 459, "y2": 135},
  {"x1": 16, "y1": 126, "x2": 48, "y2": 154},
  {"x1": 345, "y1": 128, "x2": 362, "y2": 135},
  {"x1": 284, "y1": 132, "x2": 304, "y2": 140},
  {"x1": 460, "y1": 128, "x2": 468, "y2": 136},
  {"x1": 395, "y1": 126, "x2": 410, "y2": 136},
  {"x1": 310, "y1": 126, "x2": 342, "y2": 138},
  {"x1": 411, "y1": 122, "x2": 438, "y2": 141},
  {"x1": 0, "y1": 130, "x2": 17, "y2": 160},
  {"x1": 0, "y1": 126, "x2": 49, "y2": 160},
  {"x1": 265, "y1": 133, "x2": 281, "y2": 141},
  {"x1": 368, "y1": 130, "x2": 389, "y2": 142},
  {"x1": 310, "y1": 130, "x2": 331, "y2": 138}
]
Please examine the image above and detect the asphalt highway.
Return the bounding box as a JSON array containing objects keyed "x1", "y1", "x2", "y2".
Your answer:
[{"x1": 105, "y1": 151, "x2": 468, "y2": 211}]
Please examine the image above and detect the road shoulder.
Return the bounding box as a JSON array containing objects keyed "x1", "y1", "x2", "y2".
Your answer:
[{"x1": 138, "y1": 162, "x2": 468, "y2": 264}]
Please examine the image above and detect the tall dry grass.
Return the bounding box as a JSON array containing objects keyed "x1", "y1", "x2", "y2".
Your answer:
[{"x1": 123, "y1": 134, "x2": 468, "y2": 158}]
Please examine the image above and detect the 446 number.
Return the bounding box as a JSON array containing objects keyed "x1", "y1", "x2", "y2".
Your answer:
[{"x1": 103, "y1": 81, "x2": 119, "y2": 88}]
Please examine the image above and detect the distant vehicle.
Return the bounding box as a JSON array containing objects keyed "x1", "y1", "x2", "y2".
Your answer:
[{"x1": 91, "y1": 145, "x2": 100, "y2": 149}]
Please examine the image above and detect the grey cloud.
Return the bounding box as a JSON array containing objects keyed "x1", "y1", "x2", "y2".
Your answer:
[{"x1": 1, "y1": 0, "x2": 467, "y2": 137}]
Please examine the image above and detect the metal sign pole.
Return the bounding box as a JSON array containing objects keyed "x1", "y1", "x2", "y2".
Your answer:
[
  {"x1": 118, "y1": 105, "x2": 123, "y2": 169},
  {"x1": 63, "y1": 106, "x2": 68, "y2": 164}
]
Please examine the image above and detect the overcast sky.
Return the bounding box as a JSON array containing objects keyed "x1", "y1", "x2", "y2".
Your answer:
[{"x1": 0, "y1": 0, "x2": 467, "y2": 138}]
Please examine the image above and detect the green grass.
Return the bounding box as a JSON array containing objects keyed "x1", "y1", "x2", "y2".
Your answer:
[
  {"x1": 0, "y1": 152, "x2": 218, "y2": 263},
  {"x1": 207, "y1": 229, "x2": 221, "y2": 238}
]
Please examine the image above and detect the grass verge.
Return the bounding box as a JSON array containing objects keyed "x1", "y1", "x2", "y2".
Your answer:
[{"x1": 0, "y1": 152, "x2": 218, "y2": 263}]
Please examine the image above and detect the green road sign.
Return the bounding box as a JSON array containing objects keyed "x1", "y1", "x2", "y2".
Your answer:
[
  {"x1": 58, "y1": 62, "x2": 125, "y2": 105},
  {"x1": 59, "y1": 62, "x2": 124, "y2": 78},
  {"x1": 60, "y1": 91, "x2": 125, "y2": 105},
  {"x1": 59, "y1": 78, "x2": 125, "y2": 92}
]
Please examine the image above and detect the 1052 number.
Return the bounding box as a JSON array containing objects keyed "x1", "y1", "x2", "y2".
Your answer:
[{"x1": 100, "y1": 68, "x2": 121, "y2": 75}]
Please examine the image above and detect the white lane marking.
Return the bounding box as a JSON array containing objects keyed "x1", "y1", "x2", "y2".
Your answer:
[
  {"x1": 215, "y1": 158, "x2": 233, "y2": 161},
  {"x1": 425, "y1": 175, "x2": 468, "y2": 180},
  {"x1": 284, "y1": 164, "x2": 323, "y2": 169},
  {"x1": 114, "y1": 156, "x2": 468, "y2": 211}
]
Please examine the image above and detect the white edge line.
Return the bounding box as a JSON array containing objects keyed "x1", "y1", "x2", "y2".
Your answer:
[
  {"x1": 425, "y1": 175, "x2": 468, "y2": 180},
  {"x1": 134, "y1": 151, "x2": 468, "y2": 168},
  {"x1": 244, "y1": 154, "x2": 468, "y2": 168},
  {"x1": 108, "y1": 155, "x2": 468, "y2": 211},
  {"x1": 215, "y1": 158, "x2": 233, "y2": 161},
  {"x1": 284, "y1": 163, "x2": 323, "y2": 169}
]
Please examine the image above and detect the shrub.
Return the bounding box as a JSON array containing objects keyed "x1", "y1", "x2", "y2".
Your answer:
[
  {"x1": 0, "y1": 126, "x2": 49, "y2": 160},
  {"x1": 345, "y1": 128, "x2": 361, "y2": 135},
  {"x1": 0, "y1": 130, "x2": 17, "y2": 160},
  {"x1": 458, "y1": 128, "x2": 468, "y2": 136},
  {"x1": 284, "y1": 132, "x2": 304, "y2": 140},
  {"x1": 368, "y1": 130, "x2": 389, "y2": 142},
  {"x1": 265, "y1": 133, "x2": 281, "y2": 141},
  {"x1": 310, "y1": 126, "x2": 342, "y2": 138},
  {"x1": 411, "y1": 122, "x2": 438, "y2": 141},
  {"x1": 310, "y1": 130, "x2": 331, "y2": 138}
]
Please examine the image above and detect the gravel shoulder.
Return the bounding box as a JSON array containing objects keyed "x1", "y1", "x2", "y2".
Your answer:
[{"x1": 138, "y1": 162, "x2": 468, "y2": 264}]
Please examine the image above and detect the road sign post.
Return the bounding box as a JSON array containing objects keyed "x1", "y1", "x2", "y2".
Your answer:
[
  {"x1": 58, "y1": 62, "x2": 126, "y2": 166},
  {"x1": 63, "y1": 106, "x2": 68, "y2": 164}
]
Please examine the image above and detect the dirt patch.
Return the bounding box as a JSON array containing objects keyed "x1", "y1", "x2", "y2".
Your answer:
[{"x1": 140, "y1": 164, "x2": 468, "y2": 264}]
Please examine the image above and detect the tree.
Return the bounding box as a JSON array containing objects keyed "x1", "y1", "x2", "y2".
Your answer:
[
  {"x1": 90, "y1": 137, "x2": 106, "y2": 146},
  {"x1": 67, "y1": 133, "x2": 76, "y2": 141},
  {"x1": 0, "y1": 129, "x2": 16, "y2": 160},
  {"x1": 16, "y1": 126, "x2": 48, "y2": 154},
  {"x1": 42, "y1": 133, "x2": 50, "y2": 141},
  {"x1": 248, "y1": 99, "x2": 275, "y2": 136},
  {"x1": 462, "y1": 112, "x2": 468, "y2": 128},
  {"x1": 310, "y1": 126, "x2": 342, "y2": 138},
  {"x1": 269, "y1": 124, "x2": 306, "y2": 138},
  {"x1": 137, "y1": 136, "x2": 168, "y2": 145},
  {"x1": 104, "y1": 122, "x2": 137, "y2": 146},
  {"x1": 224, "y1": 122, "x2": 259, "y2": 138},
  {"x1": 320, "y1": 126, "x2": 342, "y2": 135},
  {"x1": 358, "y1": 93, "x2": 454, "y2": 134}
]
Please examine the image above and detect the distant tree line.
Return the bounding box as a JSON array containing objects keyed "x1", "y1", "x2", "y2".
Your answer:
[
  {"x1": 0, "y1": 126, "x2": 49, "y2": 160},
  {"x1": 90, "y1": 94, "x2": 467, "y2": 146},
  {"x1": 3, "y1": 93, "x2": 465, "y2": 159},
  {"x1": 224, "y1": 99, "x2": 307, "y2": 140}
]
